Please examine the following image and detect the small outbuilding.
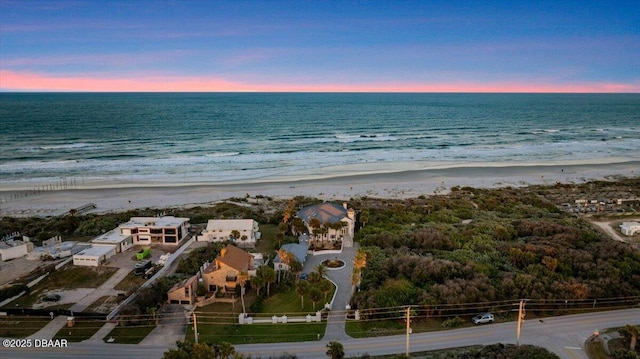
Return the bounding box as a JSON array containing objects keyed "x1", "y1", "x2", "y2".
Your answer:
[
  {"x1": 620, "y1": 221, "x2": 640, "y2": 236},
  {"x1": 72, "y1": 245, "x2": 117, "y2": 267}
]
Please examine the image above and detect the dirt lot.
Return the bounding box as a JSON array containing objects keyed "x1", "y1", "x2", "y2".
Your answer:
[
  {"x1": 590, "y1": 218, "x2": 640, "y2": 246},
  {"x1": 0, "y1": 257, "x2": 46, "y2": 286}
]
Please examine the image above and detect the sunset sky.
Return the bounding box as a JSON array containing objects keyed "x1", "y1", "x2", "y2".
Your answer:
[{"x1": 1, "y1": 0, "x2": 639, "y2": 92}]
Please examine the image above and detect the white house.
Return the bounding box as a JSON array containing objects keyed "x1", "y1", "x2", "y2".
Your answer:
[
  {"x1": 72, "y1": 245, "x2": 117, "y2": 267},
  {"x1": 119, "y1": 216, "x2": 190, "y2": 246},
  {"x1": 198, "y1": 219, "x2": 260, "y2": 248},
  {"x1": 0, "y1": 239, "x2": 32, "y2": 261},
  {"x1": 620, "y1": 222, "x2": 640, "y2": 236},
  {"x1": 91, "y1": 229, "x2": 133, "y2": 253}
]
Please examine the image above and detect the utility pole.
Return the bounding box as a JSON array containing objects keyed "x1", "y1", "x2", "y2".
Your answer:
[
  {"x1": 405, "y1": 306, "x2": 410, "y2": 356},
  {"x1": 193, "y1": 311, "x2": 199, "y2": 344},
  {"x1": 516, "y1": 299, "x2": 526, "y2": 346}
]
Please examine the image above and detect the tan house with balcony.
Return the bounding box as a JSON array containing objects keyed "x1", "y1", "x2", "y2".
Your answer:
[
  {"x1": 202, "y1": 245, "x2": 254, "y2": 293},
  {"x1": 167, "y1": 274, "x2": 199, "y2": 305}
]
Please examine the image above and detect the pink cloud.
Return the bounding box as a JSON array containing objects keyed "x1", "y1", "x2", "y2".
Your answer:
[{"x1": 1, "y1": 70, "x2": 638, "y2": 93}]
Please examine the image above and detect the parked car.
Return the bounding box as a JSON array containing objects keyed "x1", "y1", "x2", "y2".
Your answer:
[
  {"x1": 43, "y1": 293, "x2": 61, "y2": 302},
  {"x1": 472, "y1": 312, "x2": 494, "y2": 324},
  {"x1": 300, "y1": 273, "x2": 308, "y2": 280}
]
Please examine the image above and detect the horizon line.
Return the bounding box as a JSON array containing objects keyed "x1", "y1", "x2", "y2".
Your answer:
[{"x1": 2, "y1": 90, "x2": 639, "y2": 94}]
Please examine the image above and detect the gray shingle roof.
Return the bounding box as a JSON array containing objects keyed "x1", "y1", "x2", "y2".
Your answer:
[{"x1": 297, "y1": 203, "x2": 347, "y2": 224}]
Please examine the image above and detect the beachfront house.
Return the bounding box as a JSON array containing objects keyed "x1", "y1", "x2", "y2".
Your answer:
[
  {"x1": 197, "y1": 219, "x2": 260, "y2": 248},
  {"x1": 72, "y1": 244, "x2": 117, "y2": 267},
  {"x1": 91, "y1": 229, "x2": 133, "y2": 253},
  {"x1": 620, "y1": 221, "x2": 640, "y2": 236},
  {"x1": 273, "y1": 242, "x2": 309, "y2": 271},
  {"x1": 119, "y1": 216, "x2": 190, "y2": 246},
  {"x1": 0, "y1": 238, "x2": 33, "y2": 261},
  {"x1": 167, "y1": 274, "x2": 199, "y2": 305},
  {"x1": 296, "y1": 202, "x2": 355, "y2": 247},
  {"x1": 202, "y1": 244, "x2": 254, "y2": 293}
]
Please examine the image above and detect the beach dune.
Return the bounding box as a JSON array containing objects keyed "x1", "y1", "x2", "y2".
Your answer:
[{"x1": 1, "y1": 160, "x2": 638, "y2": 217}]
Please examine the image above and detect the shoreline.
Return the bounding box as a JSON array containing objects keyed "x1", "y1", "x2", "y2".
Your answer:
[
  {"x1": 2, "y1": 158, "x2": 638, "y2": 191},
  {"x1": 1, "y1": 161, "x2": 638, "y2": 217}
]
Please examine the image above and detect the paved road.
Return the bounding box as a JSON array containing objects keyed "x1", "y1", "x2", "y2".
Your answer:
[
  {"x1": 235, "y1": 308, "x2": 640, "y2": 359},
  {"x1": 3, "y1": 308, "x2": 639, "y2": 359}
]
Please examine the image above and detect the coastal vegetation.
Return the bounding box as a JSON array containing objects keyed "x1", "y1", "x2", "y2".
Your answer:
[{"x1": 346, "y1": 183, "x2": 640, "y2": 331}]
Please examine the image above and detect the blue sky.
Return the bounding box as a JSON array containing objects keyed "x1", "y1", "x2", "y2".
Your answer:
[{"x1": 1, "y1": 0, "x2": 639, "y2": 92}]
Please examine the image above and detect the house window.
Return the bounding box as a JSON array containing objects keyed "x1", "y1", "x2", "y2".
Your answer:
[
  {"x1": 185, "y1": 287, "x2": 189, "y2": 296},
  {"x1": 165, "y1": 236, "x2": 177, "y2": 243}
]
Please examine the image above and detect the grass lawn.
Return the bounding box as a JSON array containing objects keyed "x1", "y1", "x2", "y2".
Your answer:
[
  {"x1": 0, "y1": 315, "x2": 51, "y2": 338},
  {"x1": 188, "y1": 283, "x2": 332, "y2": 345},
  {"x1": 113, "y1": 270, "x2": 145, "y2": 293},
  {"x1": 255, "y1": 224, "x2": 298, "y2": 256},
  {"x1": 53, "y1": 319, "x2": 105, "y2": 342},
  {"x1": 104, "y1": 324, "x2": 156, "y2": 344},
  {"x1": 346, "y1": 316, "x2": 502, "y2": 338},
  {"x1": 260, "y1": 281, "x2": 334, "y2": 315}
]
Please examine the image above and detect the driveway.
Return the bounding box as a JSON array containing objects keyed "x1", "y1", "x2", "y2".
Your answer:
[
  {"x1": 302, "y1": 243, "x2": 358, "y2": 341},
  {"x1": 591, "y1": 219, "x2": 639, "y2": 245},
  {"x1": 139, "y1": 304, "x2": 187, "y2": 346}
]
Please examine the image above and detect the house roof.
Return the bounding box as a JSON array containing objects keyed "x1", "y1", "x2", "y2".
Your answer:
[
  {"x1": 122, "y1": 216, "x2": 189, "y2": 229},
  {"x1": 168, "y1": 274, "x2": 198, "y2": 293},
  {"x1": 205, "y1": 219, "x2": 257, "y2": 232},
  {"x1": 75, "y1": 244, "x2": 116, "y2": 257},
  {"x1": 297, "y1": 202, "x2": 347, "y2": 224},
  {"x1": 92, "y1": 229, "x2": 130, "y2": 244},
  {"x1": 216, "y1": 244, "x2": 253, "y2": 272},
  {"x1": 274, "y1": 243, "x2": 309, "y2": 264}
]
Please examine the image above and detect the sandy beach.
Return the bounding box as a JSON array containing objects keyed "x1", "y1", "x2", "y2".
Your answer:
[{"x1": 1, "y1": 160, "x2": 638, "y2": 217}]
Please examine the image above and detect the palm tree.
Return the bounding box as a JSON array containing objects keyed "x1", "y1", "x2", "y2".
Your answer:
[
  {"x1": 240, "y1": 235, "x2": 248, "y2": 249},
  {"x1": 278, "y1": 221, "x2": 289, "y2": 235},
  {"x1": 308, "y1": 271, "x2": 322, "y2": 284},
  {"x1": 325, "y1": 341, "x2": 344, "y2": 359},
  {"x1": 309, "y1": 287, "x2": 322, "y2": 310},
  {"x1": 283, "y1": 199, "x2": 296, "y2": 223},
  {"x1": 250, "y1": 275, "x2": 264, "y2": 296},
  {"x1": 291, "y1": 217, "x2": 306, "y2": 236},
  {"x1": 360, "y1": 209, "x2": 370, "y2": 228},
  {"x1": 289, "y1": 259, "x2": 303, "y2": 282},
  {"x1": 353, "y1": 248, "x2": 367, "y2": 270},
  {"x1": 275, "y1": 231, "x2": 284, "y2": 248},
  {"x1": 315, "y1": 263, "x2": 327, "y2": 278},
  {"x1": 320, "y1": 223, "x2": 329, "y2": 247},
  {"x1": 230, "y1": 230, "x2": 240, "y2": 243},
  {"x1": 309, "y1": 217, "x2": 321, "y2": 243},
  {"x1": 296, "y1": 280, "x2": 309, "y2": 309},
  {"x1": 258, "y1": 266, "x2": 276, "y2": 296},
  {"x1": 320, "y1": 278, "x2": 333, "y2": 302}
]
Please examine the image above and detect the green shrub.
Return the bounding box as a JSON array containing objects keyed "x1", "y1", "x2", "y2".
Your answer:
[{"x1": 441, "y1": 316, "x2": 465, "y2": 328}]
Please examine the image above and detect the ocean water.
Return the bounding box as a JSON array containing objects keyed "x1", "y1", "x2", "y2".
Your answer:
[{"x1": 0, "y1": 93, "x2": 639, "y2": 189}]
